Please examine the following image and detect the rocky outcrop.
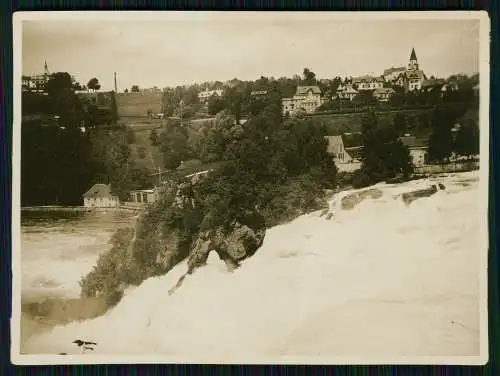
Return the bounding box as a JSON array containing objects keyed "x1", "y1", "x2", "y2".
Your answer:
[
  {"x1": 341, "y1": 188, "x2": 383, "y2": 210},
  {"x1": 167, "y1": 214, "x2": 266, "y2": 296},
  {"x1": 187, "y1": 218, "x2": 266, "y2": 274},
  {"x1": 401, "y1": 184, "x2": 445, "y2": 206}
]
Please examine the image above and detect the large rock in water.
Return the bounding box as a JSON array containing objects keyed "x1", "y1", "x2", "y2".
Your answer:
[
  {"x1": 187, "y1": 212, "x2": 266, "y2": 273},
  {"x1": 401, "y1": 184, "x2": 442, "y2": 205},
  {"x1": 341, "y1": 188, "x2": 383, "y2": 210}
]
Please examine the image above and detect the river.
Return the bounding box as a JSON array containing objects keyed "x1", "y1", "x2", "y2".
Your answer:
[{"x1": 19, "y1": 210, "x2": 138, "y2": 350}]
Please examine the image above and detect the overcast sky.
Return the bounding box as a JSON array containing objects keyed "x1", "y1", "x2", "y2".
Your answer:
[{"x1": 21, "y1": 12, "x2": 481, "y2": 91}]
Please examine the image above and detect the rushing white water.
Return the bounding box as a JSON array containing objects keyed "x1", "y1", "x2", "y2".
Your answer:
[
  {"x1": 21, "y1": 211, "x2": 137, "y2": 301},
  {"x1": 22, "y1": 171, "x2": 483, "y2": 360}
]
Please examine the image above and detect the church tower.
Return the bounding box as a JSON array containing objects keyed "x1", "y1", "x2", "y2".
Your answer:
[
  {"x1": 408, "y1": 48, "x2": 419, "y2": 71},
  {"x1": 43, "y1": 60, "x2": 50, "y2": 76}
]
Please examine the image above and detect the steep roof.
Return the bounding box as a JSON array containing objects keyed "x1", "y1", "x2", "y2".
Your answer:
[
  {"x1": 406, "y1": 70, "x2": 426, "y2": 80},
  {"x1": 82, "y1": 184, "x2": 115, "y2": 198},
  {"x1": 337, "y1": 84, "x2": 358, "y2": 94},
  {"x1": 324, "y1": 135, "x2": 344, "y2": 154},
  {"x1": 352, "y1": 75, "x2": 375, "y2": 83},
  {"x1": 296, "y1": 85, "x2": 322, "y2": 95},
  {"x1": 410, "y1": 48, "x2": 417, "y2": 61},
  {"x1": 345, "y1": 147, "x2": 363, "y2": 160}
]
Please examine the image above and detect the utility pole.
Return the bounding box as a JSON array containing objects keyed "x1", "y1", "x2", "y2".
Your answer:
[{"x1": 114, "y1": 72, "x2": 118, "y2": 93}]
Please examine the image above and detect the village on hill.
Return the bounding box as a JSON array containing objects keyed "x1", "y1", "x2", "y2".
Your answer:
[{"x1": 21, "y1": 47, "x2": 479, "y2": 211}]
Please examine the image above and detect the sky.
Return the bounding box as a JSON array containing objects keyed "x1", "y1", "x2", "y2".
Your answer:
[{"x1": 20, "y1": 12, "x2": 482, "y2": 92}]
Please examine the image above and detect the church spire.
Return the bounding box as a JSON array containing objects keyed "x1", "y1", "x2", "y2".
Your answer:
[
  {"x1": 44, "y1": 60, "x2": 50, "y2": 75},
  {"x1": 408, "y1": 48, "x2": 419, "y2": 72},
  {"x1": 409, "y1": 48, "x2": 417, "y2": 61}
]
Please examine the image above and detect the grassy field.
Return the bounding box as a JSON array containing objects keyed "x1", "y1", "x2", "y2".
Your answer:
[
  {"x1": 122, "y1": 116, "x2": 216, "y2": 173},
  {"x1": 310, "y1": 108, "x2": 435, "y2": 136},
  {"x1": 115, "y1": 92, "x2": 163, "y2": 118}
]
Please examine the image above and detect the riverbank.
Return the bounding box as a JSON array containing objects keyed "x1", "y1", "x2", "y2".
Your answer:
[{"x1": 21, "y1": 205, "x2": 143, "y2": 213}]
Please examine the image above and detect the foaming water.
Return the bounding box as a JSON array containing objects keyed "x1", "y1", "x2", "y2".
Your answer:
[
  {"x1": 21, "y1": 210, "x2": 137, "y2": 300},
  {"x1": 24, "y1": 171, "x2": 483, "y2": 359}
]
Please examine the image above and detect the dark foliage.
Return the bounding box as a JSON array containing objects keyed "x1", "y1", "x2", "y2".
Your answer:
[{"x1": 358, "y1": 111, "x2": 413, "y2": 186}]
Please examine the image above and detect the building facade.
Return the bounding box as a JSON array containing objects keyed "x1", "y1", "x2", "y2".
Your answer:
[
  {"x1": 198, "y1": 88, "x2": 224, "y2": 104},
  {"x1": 22, "y1": 61, "x2": 51, "y2": 93},
  {"x1": 373, "y1": 87, "x2": 396, "y2": 102},
  {"x1": 82, "y1": 184, "x2": 120, "y2": 208},
  {"x1": 353, "y1": 76, "x2": 385, "y2": 91},
  {"x1": 336, "y1": 84, "x2": 359, "y2": 101},
  {"x1": 404, "y1": 48, "x2": 426, "y2": 92},
  {"x1": 129, "y1": 189, "x2": 158, "y2": 205},
  {"x1": 382, "y1": 48, "x2": 426, "y2": 92},
  {"x1": 399, "y1": 135, "x2": 428, "y2": 167},
  {"x1": 282, "y1": 85, "x2": 324, "y2": 115}
]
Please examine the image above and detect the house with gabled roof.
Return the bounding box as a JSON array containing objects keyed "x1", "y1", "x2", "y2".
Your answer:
[
  {"x1": 282, "y1": 85, "x2": 324, "y2": 116},
  {"x1": 325, "y1": 135, "x2": 362, "y2": 172},
  {"x1": 352, "y1": 75, "x2": 385, "y2": 91},
  {"x1": 82, "y1": 184, "x2": 120, "y2": 208},
  {"x1": 373, "y1": 87, "x2": 396, "y2": 102},
  {"x1": 336, "y1": 84, "x2": 359, "y2": 101},
  {"x1": 399, "y1": 134, "x2": 428, "y2": 167}
]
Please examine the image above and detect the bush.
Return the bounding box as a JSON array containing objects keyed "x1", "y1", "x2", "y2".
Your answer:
[
  {"x1": 79, "y1": 227, "x2": 135, "y2": 305},
  {"x1": 351, "y1": 169, "x2": 372, "y2": 188}
]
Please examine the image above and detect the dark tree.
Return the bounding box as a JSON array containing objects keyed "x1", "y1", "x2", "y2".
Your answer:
[
  {"x1": 126, "y1": 129, "x2": 136, "y2": 144},
  {"x1": 131, "y1": 85, "x2": 140, "y2": 92},
  {"x1": 207, "y1": 96, "x2": 226, "y2": 116},
  {"x1": 159, "y1": 123, "x2": 192, "y2": 169},
  {"x1": 454, "y1": 120, "x2": 479, "y2": 159},
  {"x1": 150, "y1": 129, "x2": 159, "y2": 146},
  {"x1": 45, "y1": 72, "x2": 74, "y2": 97},
  {"x1": 427, "y1": 108, "x2": 455, "y2": 163},
  {"x1": 359, "y1": 111, "x2": 413, "y2": 185},
  {"x1": 110, "y1": 91, "x2": 119, "y2": 124},
  {"x1": 87, "y1": 77, "x2": 101, "y2": 92},
  {"x1": 303, "y1": 68, "x2": 317, "y2": 85},
  {"x1": 393, "y1": 113, "x2": 407, "y2": 136}
]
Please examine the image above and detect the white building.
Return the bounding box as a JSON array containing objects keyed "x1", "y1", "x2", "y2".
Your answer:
[
  {"x1": 22, "y1": 61, "x2": 51, "y2": 93},
  {"x1": 373, "y1": 87, "x2": 396, "y2": 102},
  {"x1": 282, "y1": 85, "x2": 324, "y2": 116},
  {"x1": 129, "y1": 189, "x2": 157, "y2": 205},
  {"x1": 82, "y1": 184, "x2": 120, "y2": 208},
  {"x1": 325, "y1": 135, "x2": 362, "y2": 172},
  {"x1": 198, "y1": 88, "x2": 224, "y2": 104},
  {"x1": 400, "y1": 135, "x2": 428, "y2": 167},
  {"x1": 352, "y1": 76, "x2": 385, "y2": 91},
  {"x1": 336, "y1": 84, "x2": 359, "y2": 101}
]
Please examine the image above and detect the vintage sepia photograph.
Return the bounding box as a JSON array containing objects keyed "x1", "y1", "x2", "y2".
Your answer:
[{"x1": 12, "y1": 11, "x2": 489, "y2": 365}]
